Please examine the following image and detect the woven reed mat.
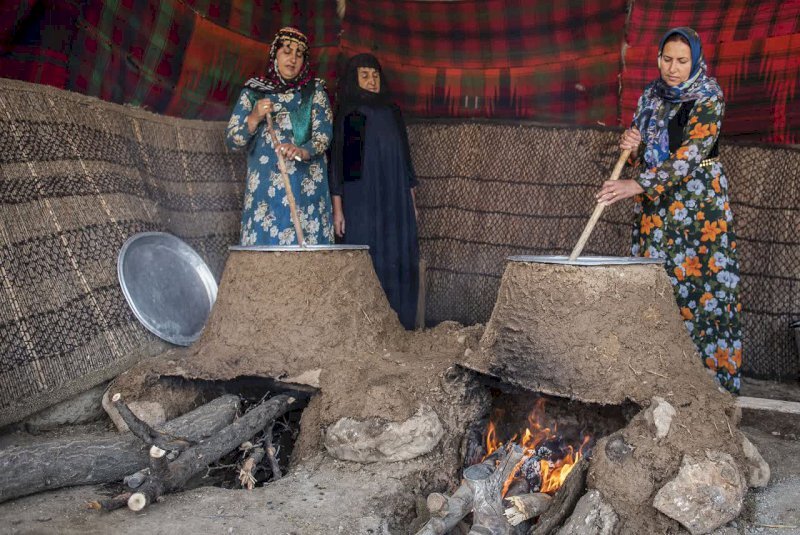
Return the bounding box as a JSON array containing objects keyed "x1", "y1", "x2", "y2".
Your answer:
[
  {"x1": 408, "y1": 120, "x2": 800, "y2": 380},
  {"x1": 0, "y1": 79, "x2": 245, "y2": 426}
]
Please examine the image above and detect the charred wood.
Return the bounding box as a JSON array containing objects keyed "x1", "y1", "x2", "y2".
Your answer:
[
  {"x1": 469, "y1": 444, "x2": 525, "y2": 535},
  {"x1": 111, "y1": 393, "x2": 194, "y2": 452},
  {"x1": 125, "y1": 394, "x2": 296, "y2": 511},
  {"x1": 0, "y1": 395, "x2": 239, "y2": 503},
  {"x1": 529, "y1": 458, "x2": 588, "y2": 535},
  {"x1": 264, "y1": 421, "x2": 282, "y2": 480}
]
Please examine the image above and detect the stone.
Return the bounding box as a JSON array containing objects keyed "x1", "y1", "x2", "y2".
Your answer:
[
  {"x1": 740, "y1": 435, "x2": 770, "y2": 488},
  {"x1": 556, "y1": 490, "x2": 618, "y2": 535},
  {"x1": 23, "y1": 382, "x2": 109, "y2": 430},
  {"x1": 604, "y1": 435, "x2": 634, "y2": 463},
  {"x1": 709, "y1": 526, "x2": 738, "y2": 535},
  {"x1": 653, "y1": 451, "x2": 746, "y2": 534},
  {"x1": 644, "y1": 396, "x2": 677, "y2": 439},
  {"x1": 324, "y1": 407, "x2": 444, "y2": 463}
]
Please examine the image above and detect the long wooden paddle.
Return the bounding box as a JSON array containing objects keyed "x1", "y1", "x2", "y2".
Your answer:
[
  {"x1": 265, "y1": 113, "x2": 306, "y2": 247},
  {"x1": 568, "y1": 149, "x2": 631, "y2": 261}
]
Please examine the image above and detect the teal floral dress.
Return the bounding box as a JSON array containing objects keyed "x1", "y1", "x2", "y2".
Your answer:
[
  {"x1": 631, "y1": 94, "x2": 743, "y2": 393},
  {"x1": 225, "y1": 79, "x2": 334, "y2": 245}
]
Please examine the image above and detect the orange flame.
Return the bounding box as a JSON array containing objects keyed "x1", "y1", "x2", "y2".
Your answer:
[{"x1": 480, "y1": 400, "x2": 591, "y2": 497}]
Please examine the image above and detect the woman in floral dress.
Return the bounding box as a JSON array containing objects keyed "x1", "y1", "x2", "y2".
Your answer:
[
  {"x1": 597, "y1": 27, "x2": 743, "y2": 393},
  {"x1": 226, "y1": 27, "x2": 334, "y2": 245}
]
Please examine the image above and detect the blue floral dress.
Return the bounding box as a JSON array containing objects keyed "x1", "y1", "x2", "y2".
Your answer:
[{"x1": 225, "y1": 79, "x2": 334, "y2": 245}]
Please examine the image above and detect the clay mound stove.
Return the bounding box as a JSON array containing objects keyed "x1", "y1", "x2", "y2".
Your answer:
[
  {"x1": 466, "y1": 255, "x2": 707, "y2": 405},
  {"x1": 103, "y1": 249, "x2": 768, "y2": 534},
  {"x1": 437, "y1": 255, "x2": 760, "y2": 535}
]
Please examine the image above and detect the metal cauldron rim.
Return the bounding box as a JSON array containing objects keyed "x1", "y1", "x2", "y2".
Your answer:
[
  {"x1": 229, "y1": 244, "x2": 370, "y2": 252},
  {"x1": 507, "y1": 255, "x2": 665, "y2": 266}
]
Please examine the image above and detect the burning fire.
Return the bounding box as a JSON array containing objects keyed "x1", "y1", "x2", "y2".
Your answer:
[{"x1": 482, "y1": 398, "x2": 592, "y2": 497}]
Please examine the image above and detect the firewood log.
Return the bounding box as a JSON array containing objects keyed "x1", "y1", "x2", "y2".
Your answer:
[
  {"x1": 86, "y1": 492, "x2": 133, "y2": 511},
  {"x1": 528, "y1": 458, "x2": 588, "y2": 535},
  {"x1": 416, "y1": 446, "x2": 524, "y2": 535},
  {"x1": 504, "y1": 493, "x2": 552, "y2": 526},
  {"x1": 264, "y1": 421, "x2": 282, "y2": 480},
  {"x1": 0, "y1": 395, "x2": 239, "y2": 503},
  {"x1": 125, "y1": 394, "x2": 296, "y2": 511},
  {"x1": 469, "y1": 444, "x2": 525, "y2": 535},
  {"x1": 238, "y1": 447, "x2": 265, "y2": 490},
  {"x1": 111, "y1": 393, "x2": 193, "y2": 452}
]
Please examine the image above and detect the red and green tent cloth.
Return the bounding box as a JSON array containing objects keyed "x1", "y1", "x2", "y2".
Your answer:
[{"x1": 1, "y1": 0, "x2": 798, "y2": 143}]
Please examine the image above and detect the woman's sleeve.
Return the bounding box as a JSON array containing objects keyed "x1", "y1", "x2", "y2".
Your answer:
[
  {"x1": 637, "y1": 97, "x2": 724, "y2": 201},
  {"x1": 299, "y1": 80, "x2": 333, "y2": 158},
  {"x1": 225, "y1": 89, "x2": 257, "y2": 151},
  {"x1": 329, "y1": 109, "x2": 345, "y2": 196},
  {"x1": 394, "y1": 107, "x2": 418, "y2": 188},
  {"x1": 628, "y1": 94, "x2": 647, "y2": 167}
]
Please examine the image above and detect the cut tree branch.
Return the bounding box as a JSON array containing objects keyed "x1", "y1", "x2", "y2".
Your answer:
[
  {"x1": 529, "y1": 458, "x2": 588, "y2": 535},
  {"x1": 0, "y1": 395, "x2": 240, "y2": 503},
  {"x1": 264, "y1": 422, "x2": 282, "y2": 481},
  {"x1": 111, "y1": 393, "x2": 194, "y2": 452},
  {"x1": 125, "y1": 394, "x2": 296, "y2": 511},
  {"x1": 238, "y1": 447, "x2": 265, "y2": 490},
  {"x1": 415, "y1": 446, "x2": 524, "y2": 535}
]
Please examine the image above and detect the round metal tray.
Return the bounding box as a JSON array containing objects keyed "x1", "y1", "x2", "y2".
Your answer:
[
  {"x1": 118, "y1": 232, "x2": 218, "y2": 346},
  {"x1": 507, "y1": 255, "x2": 665, "y2": 266}
]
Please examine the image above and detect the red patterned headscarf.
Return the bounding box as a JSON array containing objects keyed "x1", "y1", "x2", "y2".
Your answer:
[{"x1": 244, "y1": 27, "x2": 314, "y2": 94}]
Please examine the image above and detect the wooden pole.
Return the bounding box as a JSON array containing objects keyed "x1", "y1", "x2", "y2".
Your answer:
[
  {"x1": 265, "y1": 114, "x2": 306, "y2": 246},
  {"x1": 568, "y1": 149, "x2": 631, "y2": 261}
]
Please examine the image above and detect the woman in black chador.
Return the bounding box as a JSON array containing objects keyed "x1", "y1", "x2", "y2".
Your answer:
[{"x1": 330, "y1": 53, "x2": 419, "y2": 330}]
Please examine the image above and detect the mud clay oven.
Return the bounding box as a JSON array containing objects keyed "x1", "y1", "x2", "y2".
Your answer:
[{"x1": 102, "y1": 250, "x2": 767, "y2": 534}]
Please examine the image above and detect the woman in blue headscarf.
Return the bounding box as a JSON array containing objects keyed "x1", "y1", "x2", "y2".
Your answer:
[{"x1": 596, "y1": 27, "x2": 743, "y2": 393}]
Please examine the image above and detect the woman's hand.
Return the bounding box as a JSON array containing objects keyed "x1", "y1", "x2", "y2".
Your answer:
[
  {"x1": 620, "y1": 127, "x2": 642, "y2": 154},
  {"x1": 246, "y1": 99, "x2": 273, "y2": 133},
  {"x1": 333, "y1": 210, "x2": 345, "y2": 237},
  {"x1": 332, "y1": 195, "x2": 345, "y2": 237},
  {"x1": 596, "y1": 179, "x2": 644, "y2": 205},
  {"x1": 253, "y1": 99, "x2": 273, "y2": 120},
  {"x1": 275, "y1": 143, "x2": 310, "y2": 162}
]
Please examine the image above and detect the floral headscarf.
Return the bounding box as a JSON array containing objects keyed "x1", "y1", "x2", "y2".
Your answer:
[
  {"x1": 634, "y1": 27, "x2": 723, "y2": 167},
  {"x1": 244, "y1": 27, "x2": 314, "y2": 94}
]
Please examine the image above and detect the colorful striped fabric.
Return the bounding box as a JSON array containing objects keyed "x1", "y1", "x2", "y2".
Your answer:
[
  {"x1": 340, "y1": 0, "x2": 628, "y2": 125},
  {"x1": 1, "y1": 0, "x2": 798, "y2": 140},
  {"x1": 622, "y1": 0, "x2": 800, "y2": 144},
  {"x1": 0, "y1": 0, "x2": 339, "y2": 120}
]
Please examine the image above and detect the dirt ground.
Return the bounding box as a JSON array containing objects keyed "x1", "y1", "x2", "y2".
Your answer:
[{"x1": 0, "y1": 392, "x2": 797, "y2": 535}]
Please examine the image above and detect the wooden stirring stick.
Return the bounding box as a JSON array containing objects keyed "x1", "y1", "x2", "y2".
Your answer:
[
  {"x1": 568, "y1": 149, "x2": 632, "y2": 261},
  {"x1": 265, "y1": 113, "x2": 306, "y2": 247}
]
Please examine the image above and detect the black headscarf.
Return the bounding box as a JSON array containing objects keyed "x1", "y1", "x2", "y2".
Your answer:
[
  {"x1": 337, "y1": 53, "x2": 391, "y2": 107},
  {"x1": 330, "y1": 53, "x2": 413, "y2": 196}
]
